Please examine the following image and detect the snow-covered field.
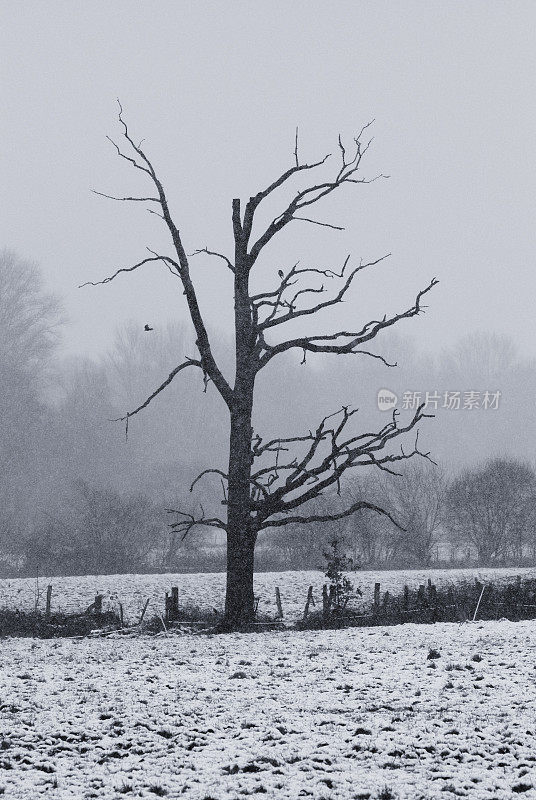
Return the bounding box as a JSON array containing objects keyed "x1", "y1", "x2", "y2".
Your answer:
[
  {"x1": 1, "y1": 620, "x2": 535, "y2": 799},
  {"x1": 1, "y1": 566, "x2": 536, "y2": 622}
]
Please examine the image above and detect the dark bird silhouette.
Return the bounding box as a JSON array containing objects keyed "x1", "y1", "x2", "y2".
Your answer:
[
  {"x1": 278, "y1": 269, "x2": 284, "y2": 280},
  {"x1": 144, "y1": 324, "x2": 154, "y2": 332}
]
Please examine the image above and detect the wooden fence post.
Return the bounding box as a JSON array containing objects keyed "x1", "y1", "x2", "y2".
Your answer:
[
  {"x1": 429, "y1": 583, "x2": 437, "y2": 621},
  {"x1": 417, "y1": 585, "x2": 425, "y2": 607},
  {"x1": 303, "y1": 586, "x2": 314, "y2": 619},
  {"x1": 139, "y1": 598, "x2": 150, "y2": 625},
  {"x1": 328, "y1": 585, "x2": 336, "y2": 611},
  {"x1": 373, "y1": 583, "x2": 380, "y2": 615},
  {"x1": 322, "y1": 584, "x2": 330, "y2": 618},
  {"x1": 515, "y1": 575, "x2": 522, "y2": 619},
  {"x1": 94, "y1": 594, "x2": 103, "y2": 614},
  {"x1": 472, "y1": 583, "x2": 486, "y2": 622},
  {"x1": 275, "y1": 587, "x2": 283, "y2": 619},
  {"x1": 45, "y1": 585, "x2": 52, "y2": 617},
  {"x1": 119, "y1": 603, "x2": 124, "y2": 627},
  {"x1": 171, "y1": 587, "x2": 179, "y2": 619}
]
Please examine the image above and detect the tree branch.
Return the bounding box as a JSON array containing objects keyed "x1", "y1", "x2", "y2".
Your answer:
[
  {"x1": 292, "y1": 216, "x2": 345, "y2": 231},
  {"x1": 251, "y1": 404, "x2": 433, "y2": 528},
  {"x1": 112, "y1": 357, "x2": 202, "y2": 423},
  {"x1": 91, "y1": 190, "x2": 160, "y2": 203},
  {"x1": 93, "y1": 100, "x2": 234, "y2": 409},
  {"x1": 166, "y1": 507, "x2": 226, "y2": 541},
  {"x1": 251, "y1": 431, "x2": 321, "y2": 459},
  {"x1": 259, "y1": 499, "x2": 402, "y2": 531},
  {"x1": 247, "y1": 125, "x2": 386, "y2": 265},
  {"x1": 190, "y1": 468, "x2": 229, "y2": 493},
  {"x1": 258, "y1": 277, "x2": 438, "y2": 368},
  {"x1": 105, "y1": 134, "x2": 152, "y2": 175},
  {"x1": 79, "y1": 255, "x2": 169, "y2": 287},
  {"x1": 188, "y1": 247, "x2": 235, "y2": 274},
  {"x1": 241, "y1": 153, "x2": 332, "y2": 245},
  {"x1": 257, "y1": 254, "x2": 389, "y2": 331}
]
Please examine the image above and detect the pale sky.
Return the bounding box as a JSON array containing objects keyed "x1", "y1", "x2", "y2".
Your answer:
[{"x1": 1, "y1": 1, "x2": 535, "y2": 360}]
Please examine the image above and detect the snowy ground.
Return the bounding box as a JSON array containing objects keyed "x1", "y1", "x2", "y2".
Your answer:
[
  {"x1": 0, "y1": 620, "x2": 535, "y2": 799},
  {"x1": 1, "y1": 566, "x2": 535, "y2": 622}
]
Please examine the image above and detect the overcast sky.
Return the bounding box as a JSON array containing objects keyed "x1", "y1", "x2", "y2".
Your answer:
[{"x1": 1, "y1": 1, "x2": 535, "y2": 361}]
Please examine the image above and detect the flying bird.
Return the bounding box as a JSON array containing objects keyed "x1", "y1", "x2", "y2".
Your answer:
[
  {"x1": 144, "y1": 324, "x2": 154, "y2": 332},
  {"x1": 278, "y1": 269, "x2": 284, "y2": 280}
]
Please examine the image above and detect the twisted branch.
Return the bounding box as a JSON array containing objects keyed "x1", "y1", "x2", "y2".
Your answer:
[
  {"x1": 84, "y1": 99, "x2": 233, "y2": 409},
  {"x1": 252, "y1": 404, "x2": 434, "y2": 529},
  {"x1": 166, "y1": 507, "x2": 226, "y2": 541},
  {"x1": 258, "y1": 277, "x2": 438, "y2": 368},
  {"x1": 261, "y1": 499, "x2": 401, "y2": 530}
]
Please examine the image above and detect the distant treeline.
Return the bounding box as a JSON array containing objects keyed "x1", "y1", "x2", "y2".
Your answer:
[
  {"x1": 2, "y1": 249, "x2": 536, "y2": 578},
  {"x1": 3, "y1": 457, "x2": 536, "y2": 578}
]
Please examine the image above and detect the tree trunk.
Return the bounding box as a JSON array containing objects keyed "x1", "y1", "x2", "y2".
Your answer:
[
  {"x1": 225, "y1": 526, "x2": 256, "y2": 625},
  {"x1": 224, "y1": 228, "x2": 256, "y2": 627},
  {"x1": 225, "y1": 397, "x2": 256, "y2": 625}
]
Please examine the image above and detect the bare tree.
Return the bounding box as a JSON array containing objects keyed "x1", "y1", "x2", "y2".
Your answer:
[
  {"x1": 341, "y1": 475, "x2": 398, "y2": 566},
  {"x1": 26, "y1": 480, "x2": 162, "y2": 576},
  {"x1": 519, "y1": 486, "x2": 536, "y2": 562},
  {"x1": 0, "y1": 251, "x2": 64, "y2": 563},
  {"x1": 370, "y1": 462, "x2": 447, "y2": 567},
  {"x1": 439, "y1": 332, "x2": 518, "y2": 388},
  {"x1": 0, "y1": 249, "x2": 64, "y2": 380},
  {"x1": 447, "y1": 458, "x2": 536, "y2": 565},
  {"x1": 84, "y1": 104, "x2": 438, "y2": 626}
]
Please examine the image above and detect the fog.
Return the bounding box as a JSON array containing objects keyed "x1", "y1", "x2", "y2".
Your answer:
[
  {"x1": 1, "y1": 2, "x2": 535, "y2": 575},
  {"x1": 2, "y1": 2, "x2": 536, "y2": 359},
  {"x1": 1, "y1": 246, "x2": 534, "y2": 574}
]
